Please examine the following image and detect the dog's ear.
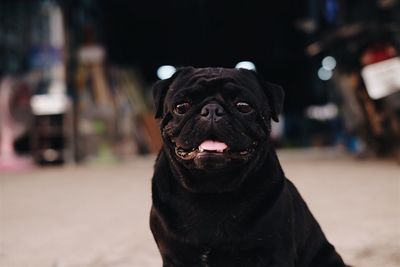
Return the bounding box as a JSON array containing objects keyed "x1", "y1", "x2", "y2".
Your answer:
[
  {"x1": 153, "y1": 77, "x2": 174, "y2": 119},
  {"x1": 262, "y1": 80, "x2": 284, "y2": 122},
  {"x1": 153, "y1": 67, "x2": 193, "y2": 119},
  {"x1": 240, "y1": 69, "x2": 284, "y2": 122}
]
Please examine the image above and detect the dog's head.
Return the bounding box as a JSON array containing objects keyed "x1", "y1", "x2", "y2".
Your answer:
[{"x1": 153, "y1": 67, "x2": 284, "y2": 193}]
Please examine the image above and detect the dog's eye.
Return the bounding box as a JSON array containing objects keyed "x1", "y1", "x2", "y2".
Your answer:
[
  {"x1": 174, "y1": 102, "x2": 191, "y2": 115},
  {"x1": 236, "y1": 102, "x2": 252, "y2": 113}
]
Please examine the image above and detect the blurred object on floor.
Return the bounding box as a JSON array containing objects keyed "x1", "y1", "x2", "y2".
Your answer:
[
  {"x1": 359, "y1": 42, "x2": 400, "y2": 160},
  {"x1": 305, "y1": 103, "x2": 342, "y2": 146},
  {"x1": 109, "y1": 68, "x2": 161, "y2": 155},
  {"x1": 28, "y1": 0, "x2": 72, "y2": 165},
  {"x1": 332, "y1": 42, "x2": 400, "y2": 160},
  {"x1": 302, "y1": 0, "x2": 400, "y2": 161},
  {"x1": 0, "y1": 77, "x2": 33, "y2": 171},
  {"x1": 73, "y1": 35, "x2": 162, "y2": 162},
  {"x1": 31, "y1": 111, "x2": 73, "y2": 165}
]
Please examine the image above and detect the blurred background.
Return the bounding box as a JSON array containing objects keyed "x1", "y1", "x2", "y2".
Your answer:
[
  {"x1": 0, "y1": 0, "x2": 399, "y2": 165},
  {"x1": 0, "y1": 0, "x2": 399, "y2": 267}
]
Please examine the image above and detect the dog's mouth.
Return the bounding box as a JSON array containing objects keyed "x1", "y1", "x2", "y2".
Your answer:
[{"x1": 174, "y1": 139, "x2": 256, "y2": 161}]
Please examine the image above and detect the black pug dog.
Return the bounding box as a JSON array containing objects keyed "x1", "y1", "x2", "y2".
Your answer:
[{"x1": 150, "y1": 67, "x2": 347, "y2": 267}]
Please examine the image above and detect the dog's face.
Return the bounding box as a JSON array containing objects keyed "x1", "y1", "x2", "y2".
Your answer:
[{"x1": 154, "y1": 67, "x2": 284, "y2": 193}]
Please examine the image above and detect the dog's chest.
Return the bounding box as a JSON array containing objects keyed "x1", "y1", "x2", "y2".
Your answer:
[
  {"x1": 193, "y1": 246, "x2": 278, "y2": 267},
  {"x1": 179, "y1": 208, "x2": 242, "y2": 243},
  {"x1": 178, "y1": 220, "x2": 275, "y2": 266}
]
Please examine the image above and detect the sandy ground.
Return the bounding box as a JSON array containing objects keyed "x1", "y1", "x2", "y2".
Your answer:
[{"x1": 0, "y1": 148, "x2": 399, "y2": 267}]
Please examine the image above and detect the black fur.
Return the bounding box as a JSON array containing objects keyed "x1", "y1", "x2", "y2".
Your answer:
[{"x1": 150, "y1": 67, "x2": 347, "y2": 267}]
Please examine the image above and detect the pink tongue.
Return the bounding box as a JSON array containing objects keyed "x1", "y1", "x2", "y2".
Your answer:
[{"x1": 199, "y1": 140, "x2": 228, "y2": 151}]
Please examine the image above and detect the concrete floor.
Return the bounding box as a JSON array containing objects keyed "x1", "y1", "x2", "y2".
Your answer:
[{"x1": 0, "y1": 149, "x2": 399, "y2": 267}]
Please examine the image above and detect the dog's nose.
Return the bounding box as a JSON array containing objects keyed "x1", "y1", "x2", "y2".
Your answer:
[{"x1": 200, "y1": 102, "x2": 225, "y2": 121}]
